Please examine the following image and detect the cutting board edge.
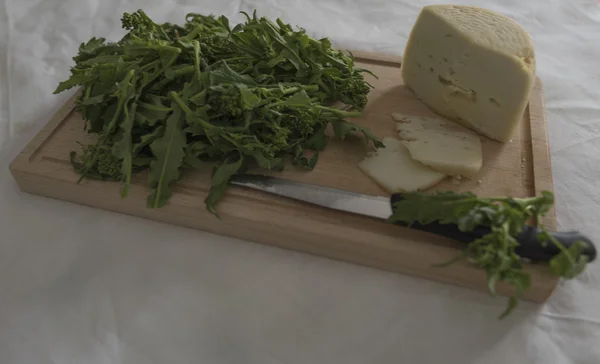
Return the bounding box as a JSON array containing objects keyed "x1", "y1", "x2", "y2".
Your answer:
[
  {"x1": 8, "y1": 51, "x2": 559, "y2": 303},
  {"x1": 527, "y1": 78, "x2": 557, "y2": 229},
  {"x1": 9, "y1": 90, "x2": 81, "y2": 177},
  {"x1": 9, "y1": 163, "x2": 558, "y2": 303}
]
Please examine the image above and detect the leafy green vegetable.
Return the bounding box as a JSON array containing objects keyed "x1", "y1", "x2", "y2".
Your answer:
[
  {"x1": 70, "y1": 143, "x2": 123, "y2": 181},
  {"x1": 389, "y1": 190, "x2": 591, "y2": 318},
  {"x1": 546, "y1": 235, "x2": 590, "y2": 278},
  {"x1": 146, "y1": 99, "x2": 187, "y2": 208},
  {"x1": 55, "y1": 9, "x2": 381, "y2": 213}
]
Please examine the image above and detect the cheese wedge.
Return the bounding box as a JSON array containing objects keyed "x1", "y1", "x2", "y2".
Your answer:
[
  {"x1": 393, "y1": 113, "x2": 483, "y2": 177},
  {"x1": 400, "y1": 5, "x2": 536, "y2": 142},
  {"x1": 358, "y1": 137, "x2": 446, "y2": 193}
]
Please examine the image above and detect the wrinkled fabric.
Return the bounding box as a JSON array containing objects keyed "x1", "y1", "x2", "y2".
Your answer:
[{"x1": 1, "y1": 0, "x2": 600, "y2": 363}]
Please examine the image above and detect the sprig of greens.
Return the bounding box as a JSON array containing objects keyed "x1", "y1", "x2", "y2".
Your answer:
[
  {"x1": 388, "y1": 190, "x2": 590, "y2": 318},
  {"x1": 55, "y1": 9, "x2": 382, "y2": 213}
]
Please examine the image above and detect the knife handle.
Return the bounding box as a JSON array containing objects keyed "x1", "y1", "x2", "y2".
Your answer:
[{"x1": 389, "y1": 194, "x2": 597, "y2": 263}]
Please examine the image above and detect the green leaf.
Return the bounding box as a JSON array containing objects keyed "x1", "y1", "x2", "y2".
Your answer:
[
  {"x1": 253, "y1": 152, "x2": 284, "y2": 171},
  {"x1": 211, "y1": 155, "x2": 243, "y2": 187},
  {"x1": 231, "y1": 37, "x2": 263, "y2": 58},
  {"x1": 487, "y1": 272, "x2": 498, "y2": 296},
  {"x1": 266, "y1": 53, "x2": 287, "y2": 68},
  {"x1": 146, "y1": 98, "x2": 187, "y2": 208},
  {"x1": 280, "y1": 48, "x2": 305, "y2": 71},
  {"x1": 210, "y1": 62, "x2": 257, "y2": 86},
  {"x1": 113, "y1": 102, "x2": 138, "y2": 197},
  {"x1": 239, "y1": 86, "x2": 261, "y2": 110},
  {"x1": 330, "y1": 119, "x2": 384, "y2": 148},
  {"x1": 204, "y1": 180, "x2": 229, "y2": 217},
  {"x1": 549, "y1": 240, "x2": 590, "y2": 278},
  {"x1": 292, "y1": 145, "x2": 319, "y2": 169},
  {"x1": 54, "y1": 72, "x2": 97, "y2": 94},
  {"x1": 159, "y1": 48, "x2": 181, "y2": 68},
  {"x1": 304, "y1": 126, "x2": 327, "y2": 151},
  {"x1": 136, "y1": 104, "x2": 171, "y2": 126},
  {"x1": 278, "y1": 90, "x2": 311, "y2": 107},
  {"x1": 183, "y1": 141, "x2": 210, "y2": 169},
  {"x1": 72, "y1": 37, "x2": 112, "y2": 63},
  {"x1": 133, "y1": 125, "x2": 165, "y2": 155},
  {"x1": 498, "y1": 296, "x2": 519, "y2": 320},
  {"x1": 218, "y1": 15, "x2": 230, "y2": 32}
]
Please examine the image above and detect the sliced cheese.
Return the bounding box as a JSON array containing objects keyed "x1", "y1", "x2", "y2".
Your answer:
[
  {"x1": 358, "y1": 137, "x2": 446, "y2": 193},
  {"x1": 400, "y1": 5, "x2": 536, "y2": 142},
  {"x1": 393, "y1": 113, "x2": 483, "y2": 177}
]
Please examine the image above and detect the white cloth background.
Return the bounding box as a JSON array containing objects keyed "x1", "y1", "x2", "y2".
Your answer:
[{"x1": 1, "y1": 0, "x2": 599, "y2": 363}]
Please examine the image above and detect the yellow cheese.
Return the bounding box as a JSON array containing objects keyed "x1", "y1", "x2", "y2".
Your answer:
[
  {"x1": 393, "y1": 113, "x2": 483, "y2": 177},
  {"x1": 358, "y1": 137, "x2": 446, "y2": 193},
  {"x1": 401, "y1": 5, "x2": 536, "y2": 142}
]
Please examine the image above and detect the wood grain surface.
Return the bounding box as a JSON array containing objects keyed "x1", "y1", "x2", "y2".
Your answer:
[{"x1": 9, "y1": 51, "x2": 558, "y2": 302}]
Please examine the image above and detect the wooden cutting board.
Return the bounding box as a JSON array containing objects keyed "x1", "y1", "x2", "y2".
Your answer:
[{"x1": 9, "y1": 51, "x2": 558, "y2": 302}]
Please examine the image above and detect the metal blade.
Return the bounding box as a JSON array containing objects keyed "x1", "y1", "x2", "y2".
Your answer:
[{"x1": 230, "y1": 174, "x2": 393, "y2": 220}]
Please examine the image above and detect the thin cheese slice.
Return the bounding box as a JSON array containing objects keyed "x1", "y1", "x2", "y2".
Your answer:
[
  {"x1": 400, "y1": 5, "x2": 536, "y2": 142},
  {"x1": 358, "y1": 137, "x2": 446, "y2": 193},
  {"x1": 393, "y1": 113, "x2": 483, "y2": 177}
]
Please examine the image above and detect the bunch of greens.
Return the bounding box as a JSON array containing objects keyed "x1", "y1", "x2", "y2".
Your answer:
[
  {"x1": 389, "y1": 190, "x2": 591, "y2": 318},
  {"x1": 55, "y1": 9, "x2": 382, "y2": 213}
]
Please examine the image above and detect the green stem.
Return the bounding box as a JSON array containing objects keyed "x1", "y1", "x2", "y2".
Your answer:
[
  {"x1": 138, "y1": 102, "x2": 171, "y2": 113},
  {"x1": 219, "y1": 56, "x2": 253, "y2": 62},
  {"x1": 546, "y1": 229, "x2": 577, "y2": 268},
  {"x1": 170, "y1": 92, "x2": 193, "y2": 114},
  {"x1": 139, "y1": 59, "x2": 161, "y2": 73},
  {"x1": 166, "y1": 65, "x2": 195, "y2": 79},
  {"x1": 280, "y1": 86, "x2": 303, "y2": 96},
  {"x1": 151, "y1": 45, "x2": 182, "y2": 54},
  {"x1": 181, "y1": 25, "x2": 204, "y2": 41},
  {"x1": 317, "y1": 80, "x2": 331, "y2": 94},
  {"x1": 314, "y1": 105, "x2": 361, "y2": 117},
  {"x1": 192, "y1": 40, "x2": 202, "y2": 80}
]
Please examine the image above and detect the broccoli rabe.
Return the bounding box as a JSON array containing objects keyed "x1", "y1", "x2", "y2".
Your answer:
[
  {"x1": 339, "y1": 76, "x2": 372, "y2": 110},
  {"x1": 55, "y1": 9, "x2": 380, "y2": 213},
  {"x1": 70, "y1": 143, "x2": 123, "y2": 181},
  {"x1": 121, "y1": 10, "x2": 172, "y2": 41},
  {"x1": 207, "y1": 85, "x2": 245, "y2": 117},
  {"x1": 283, "y1": 108, "x2": 319, "y2": 139}
]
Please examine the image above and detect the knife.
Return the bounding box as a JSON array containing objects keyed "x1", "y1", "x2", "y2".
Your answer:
[{"x1": 229, "y1": 174, "x2": 597, "y2": 263}]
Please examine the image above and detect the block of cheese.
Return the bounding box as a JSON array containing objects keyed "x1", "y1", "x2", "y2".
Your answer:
[
  {"x1": 393, "y1": 113, "x2": 483, "y2": 177},
  {"x1": 400, "y1": 5, "x2": 536, "y2": 142},
  {"x1": 358, "y1": 137, "x2": 446, "y2": 193}
]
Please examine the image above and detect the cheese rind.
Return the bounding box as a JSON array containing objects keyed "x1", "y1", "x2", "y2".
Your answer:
[
  {"x1": 400, "y1": 5, "x2": 536, "y2": 142},
  {"x1": 358, "y1": 137, "x2": 446, "y2": 193},
  {"x1": 393, "y1": 113, "x2": 483, "y2": 177}
]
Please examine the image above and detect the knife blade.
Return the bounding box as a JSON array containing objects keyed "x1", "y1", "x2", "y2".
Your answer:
[
  {"x1": 229, "y1": 174, "x2": 597, "y2": 263},
  {"x1": 230, "y1": 173, "x2": 392, "y2": 220}
]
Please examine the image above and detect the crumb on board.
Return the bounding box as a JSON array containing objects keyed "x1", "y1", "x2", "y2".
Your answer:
[{"x1": 477, "y1": 179, "x2": 482, "y2": 185}]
